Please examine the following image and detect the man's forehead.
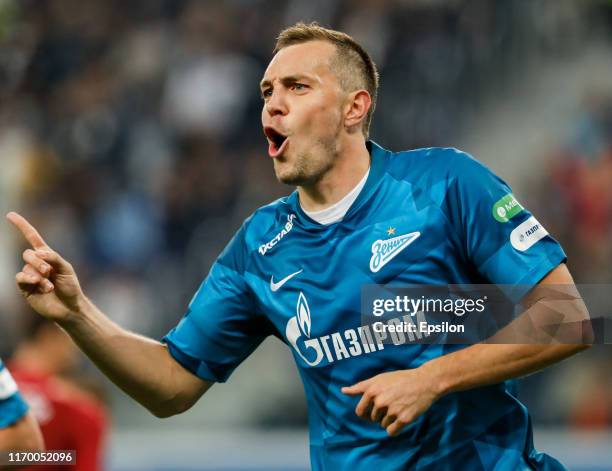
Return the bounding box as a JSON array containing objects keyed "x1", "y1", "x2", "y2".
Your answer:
[{"x1": 262, "y1": 40, "x2": 337, "y2": 83}]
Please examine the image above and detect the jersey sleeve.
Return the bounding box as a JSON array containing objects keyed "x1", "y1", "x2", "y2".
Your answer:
[
  {"x1": 445, "y1": 149, "x2": 567, "y2": 302},
  {"x1": 0, "y1": 360, "x2": 28, "y2": 428},
  {"x1": 162, "y1": 223, "x2": 271, "y2": 383}
]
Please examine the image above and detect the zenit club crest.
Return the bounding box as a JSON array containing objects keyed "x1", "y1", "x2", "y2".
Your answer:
[{"x1": 369, "y1": 232, "x2": 420, "y2": 273}]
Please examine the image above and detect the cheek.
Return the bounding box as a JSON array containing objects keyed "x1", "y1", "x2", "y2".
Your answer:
[
  {"x1": 318, "y1": 94, "x2": 344, "y2": 125},
  {"x1": 316, "y1": 107, "x2": 342, "y2": 136},
  {"x1": 306, "y1": 103, "x2": 341, "y2": 132},
  {"x1": 290, "y1": 94, "x2": 342, "y2": 138}
]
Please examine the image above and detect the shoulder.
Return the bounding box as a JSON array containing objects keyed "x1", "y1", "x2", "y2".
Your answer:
[
  {"x1": 230, "y1": 194, "x2": 297, "y2": 256},
  {"x1": 214, "y1": 194, "x2": 296, "y2": 269},
  {"x1": 375, "y1": 144, "x2": 507, "y2": 210},
  {"x1": 386, "y1": 146, "x2": 492, "y2": 183},
  {"x1": 383, "y1": 146, "x2": 506, "y2": 200}
]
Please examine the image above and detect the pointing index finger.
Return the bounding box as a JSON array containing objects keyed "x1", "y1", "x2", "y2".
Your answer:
[{"x1": 6, "y1": 212, "x2": 50, "y2": 250}]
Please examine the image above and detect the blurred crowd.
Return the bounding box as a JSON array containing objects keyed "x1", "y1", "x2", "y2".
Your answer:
[
  {"x1": 539, "y1": 92, "x2": 612, "y2": 283},
  {"x1": 517, "y1": 90, "x2": 612, "y2": 430},
  {"x1": 519, "y1": 90, "x2": 612, "y2": 430},
  {"x1": 0, "y1": 0, "x2": 610, "y2": 433}
]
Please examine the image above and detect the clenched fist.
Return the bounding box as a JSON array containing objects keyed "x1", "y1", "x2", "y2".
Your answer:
[{"x1": 7, "y1": 212, "x2": 84, "y2": 323}]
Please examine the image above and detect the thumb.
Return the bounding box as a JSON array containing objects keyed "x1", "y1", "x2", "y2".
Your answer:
[{"x1": 37, "y1": 250, "x2": 73, "y2": 275}]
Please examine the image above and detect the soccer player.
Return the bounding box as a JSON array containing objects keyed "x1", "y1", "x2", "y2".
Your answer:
[
  {"x1": 0, "y1": 358, "x2": 44, "y2": 467},
  {"x1": 9, "y1": 317, "x2": 108, "y2": 471},
  {"x1": 7, "y1": 22, "x2": 591, "y2": 470}
]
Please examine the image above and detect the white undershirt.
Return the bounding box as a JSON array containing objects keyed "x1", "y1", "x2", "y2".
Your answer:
[{"x1": 301, "y1": 168, "x2": 370, "y2": 225}]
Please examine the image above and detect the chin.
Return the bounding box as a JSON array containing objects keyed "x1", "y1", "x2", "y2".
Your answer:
[
  {"x1": 276, "y1": 172, "x2": 302, "y2": 186},
  {"x1": 273, "y1": 161, "x2": 296, "y2": 185},
  {"x1": 273, "y1": 153, "x2": 323, "y2": 186},
  {"x1": 275, "y1": 166, "x2": 308, "y2": 186}
]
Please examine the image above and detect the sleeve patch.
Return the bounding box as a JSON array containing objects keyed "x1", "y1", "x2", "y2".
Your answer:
[
  {"x1": 0, "y1": 367, "x2": 19, "y2": 400},
  {"x1": 492, "y1": 193, "x2": 524, "y2": 222},
  {"x1": 510, "y1": 216, "x2": 549, "y2": 252}
]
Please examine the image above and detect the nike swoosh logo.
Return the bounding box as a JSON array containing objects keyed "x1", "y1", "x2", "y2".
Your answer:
[{"x1": 270, "y1": 269, "x2": 303, "y2": 292}]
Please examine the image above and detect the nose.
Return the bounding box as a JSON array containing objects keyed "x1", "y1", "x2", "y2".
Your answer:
[{"x1": 265, "y1": 89, "x2": 288, "y2": 117}]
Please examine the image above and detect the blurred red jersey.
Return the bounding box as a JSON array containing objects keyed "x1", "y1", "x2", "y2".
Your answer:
[{"x1": 9, "y1": 365, "x2": 109, "y2": 471}]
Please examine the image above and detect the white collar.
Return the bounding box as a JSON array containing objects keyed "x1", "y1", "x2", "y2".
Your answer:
[{"x1": 302, "y1": 168, "x2": 370, "y2": 225}]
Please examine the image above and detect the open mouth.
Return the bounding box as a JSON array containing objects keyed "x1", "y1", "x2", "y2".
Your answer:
[{"x1": 264, "y1": 126, "x2": 289, "y2": 158}]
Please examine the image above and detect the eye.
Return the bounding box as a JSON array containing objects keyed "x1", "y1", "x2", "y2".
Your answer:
[
  {"x1": 261, "y1": 88, "x2": 272, "y2": 100},
  {"x1": 291, "y1": 83, "x2": 307, "y2": 92}
]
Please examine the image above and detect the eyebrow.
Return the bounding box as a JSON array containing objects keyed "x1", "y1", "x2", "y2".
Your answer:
[{"x1": 259, "y1": 74, "x2": 313, "y2": 90}]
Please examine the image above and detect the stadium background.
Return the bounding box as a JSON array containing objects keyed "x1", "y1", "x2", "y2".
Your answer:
[{"x1": 0, "y1": 0, "x2": 611, "y2": 469}]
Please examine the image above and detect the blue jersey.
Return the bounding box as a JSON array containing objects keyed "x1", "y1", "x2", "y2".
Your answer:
[
  {"x1": 164, "y1": 142, "x2": 567, "y2": 470},
  {"x1": 0, "y1": 359, "x2": 28, "y2": 428}
]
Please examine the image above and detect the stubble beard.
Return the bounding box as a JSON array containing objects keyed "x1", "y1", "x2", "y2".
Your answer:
[{"x1": 275, "y1": 123, "x2": 342, "y2": 187}]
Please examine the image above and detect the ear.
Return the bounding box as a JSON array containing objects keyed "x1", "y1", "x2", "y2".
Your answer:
[{"x1": 344, "y1": 90, "x2": 372, "y2": 132}]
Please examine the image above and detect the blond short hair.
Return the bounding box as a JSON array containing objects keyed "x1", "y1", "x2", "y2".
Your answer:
[{"x1": 274, "y1": 22, "x2": 379, "y2": 138}]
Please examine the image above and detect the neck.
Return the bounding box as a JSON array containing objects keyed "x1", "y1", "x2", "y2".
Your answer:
[{"x1": 298, "y1": 138, "x2": 370, "y2": 212}]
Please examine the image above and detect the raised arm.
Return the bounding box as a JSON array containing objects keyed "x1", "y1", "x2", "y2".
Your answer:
[{"x1": 6, "y1": 212, "x2": 211, "y2": 418}]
